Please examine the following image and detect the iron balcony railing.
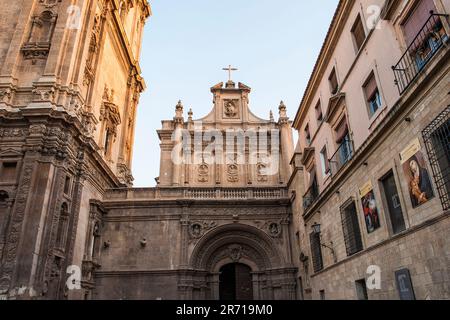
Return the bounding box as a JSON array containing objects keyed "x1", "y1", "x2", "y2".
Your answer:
[
  {"x1": 303, "y1": 184, "x2": 319, "y2": 211},
  {"x1": 392, "y1": 12, "x2": 449, "y2": 95},
  {"x1": 328, "y1": 135, "x2": 354, "y2": 177}
]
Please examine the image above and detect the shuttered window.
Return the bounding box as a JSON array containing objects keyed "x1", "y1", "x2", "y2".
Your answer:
[
  {"x1": 340, "y1": 200, "x2": 364, "y2": 256},
  {"x1": 352, "y1": 15, "x2": 366, "y2": 51},
  {"x1": 329, "y1": 68, "x2": 339, "y2": 95},
  {"x1": 402, "y1": 0, "x2": 436, "y2": 46}
]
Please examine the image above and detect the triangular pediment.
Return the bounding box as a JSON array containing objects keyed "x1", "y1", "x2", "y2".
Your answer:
[
  {"x1": 325, "y1": 92, "x2": 346, "y2": 124},
  {"x1": 0, "y1": 148, "x2": 23, "y2": 157}
]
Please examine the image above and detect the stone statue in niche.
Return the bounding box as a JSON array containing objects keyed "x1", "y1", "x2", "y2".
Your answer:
[
  {"x1": 28, "y1": 11, "x2": 57, "y2": 43},
  {"x1": 22, "y1": 11, "x2": 58, "y2": 62},
  {"x1": 223, "y1": 99, "x2": 238, "y2": 118}
]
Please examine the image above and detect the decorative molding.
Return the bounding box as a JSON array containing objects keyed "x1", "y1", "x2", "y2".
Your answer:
[
  {"x1": 38, "y1": 0, "x2": 62, "y2": 9},
  {"x1": 0, "y1": 163, "x2": 34, "y2": 293},
  {"x1": 223, "y1": 99, "x2": 239, "y2": 118},
  {"x1": 227, "y1": 164, "x2": 239, "y2": 183},
  {"x1": 188, "y1": 221, "x2": 217, "y2": 240},
  {"x1": 197, "y1": 163, "x2": 209, "y2": 183}
]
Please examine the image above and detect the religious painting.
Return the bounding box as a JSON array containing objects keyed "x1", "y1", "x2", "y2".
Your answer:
[
  {"x1": 359, "y1": 181, "x2": 380, "y2": 234},
  {"x1": 400, "y1": 138, "x2": 434, "y2": 208}
]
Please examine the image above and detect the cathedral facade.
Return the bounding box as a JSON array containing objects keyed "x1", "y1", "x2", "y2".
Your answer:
[
  {"x1": 92, "y1": 81, "x2": 298, "y2": 300},
  {"x1": 1, "y1": 0, "x2": 449, "y2": 301},
  {"x1": 0, "y1": 0, "x2": 299, "y2": 300}
]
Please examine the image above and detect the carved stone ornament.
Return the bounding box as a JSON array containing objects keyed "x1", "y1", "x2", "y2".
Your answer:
[
  {"x1": 223, "y1": 99, "x2": 238, "y2": 118},
  {"x1": 268, "y1": 222, "x2": 282, "y2": 238},
  {"x1": 189, "y1": 223, "x2": 203, "y2": 239},
  {"x1": 227, "y1": 164, "x2": 239, "y2": 183},
  {"x1": 254, "y1": 220, "x2": 282, "y2": 238},
  {"x1": 189, "y1": 221, "x2": 217, "y2": 239},
  {"x1": 39, "y1": 0, "x2": 62, "y2": 8},
  {"x1": 32, "y1": 87, "x2": 55, "y2": 102},
  {"x1": 198, "y1": 163, "x2": 209, "y2": 183},
  {"x1": 0, "y1": 88, "x2": 13, "y2": 103},
  {"x1": 257, "y1": 163, "x2": 268, "y2": 182},
  {"x1": 228, "y1": 244, "x2": 243, "y2": 262}
]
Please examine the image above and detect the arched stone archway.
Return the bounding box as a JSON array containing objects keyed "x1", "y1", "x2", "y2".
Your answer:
[{"x1": 185, "y1": 224, "x2": 297, "y2": 300}]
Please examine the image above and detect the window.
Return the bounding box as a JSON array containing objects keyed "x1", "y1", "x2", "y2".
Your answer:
[
  {"x1": 315, "y1": 101, "x2": 323, "y2": 123},
  {"x1": 0, "y1": 190, "x2": 9, "y2": 203},
  {"x1": 329, "y1": 68, "x2": 339, "y2": 95},
  {"x1": 340, "y1": 200, "x2": 363, "y2": 256},
  {"x1": 423, "y1": 106, "x2": 450, "y2": 210},
  {"x1": 381, "y1": 171, "x2": 406, "y2": 234},
  {"x1": 56, "y1": 203, "x2": 69, "y2": 251},
  {"x1": 355, "y1": 279, "x2": 369, "y2": 300},
  {"x1": 1, "y1": 162, "x2": 17, "y2": 181},
  {"x1": 320, "y1": 146, "x2": 330, "y2": 177},
  {"x1": 402, "y1": 0, "x2": 437, "y2": 46},
  {"x1": 310, "y1": 231, "x2": 323, "y2": 273},
  {"x1": 305, "y1": 124, "x2": 311, "y2": 145},
  {"x1": 364, "y1": 73, "x2": 382, "y2": 117},
  {"x1": 351, "y1": 15, "x2": 366, "y2": 52},
  {"x1": 64, "y1": 176, "x2": 71, "y2": 195}
]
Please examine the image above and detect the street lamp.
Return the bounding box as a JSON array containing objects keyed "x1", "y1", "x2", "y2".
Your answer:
[
  {"x1": 311, "y1": 222, "x2": 321, "y2": 235},
  {"x1": 311, "y1": 222, "x2": 337, "y2": 263}
]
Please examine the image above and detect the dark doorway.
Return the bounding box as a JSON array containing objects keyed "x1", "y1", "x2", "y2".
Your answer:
[
  {"x1": 219, "y1": 263, "x2": 253, "y2": 300},
  {"x1": 381, "y1": 171, "x2": 406, "y2": 234}
]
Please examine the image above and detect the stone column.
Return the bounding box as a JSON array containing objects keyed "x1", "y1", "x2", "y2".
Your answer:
[
  {"x1": 210, "y1": 273, "x2": 221, "y2": 300},
  {"x1": 172, "y1": 101, "x2": 185, "y2": 186},
  {"x1": 252, "y1": 273, "x2": 260, "y2": 300}
]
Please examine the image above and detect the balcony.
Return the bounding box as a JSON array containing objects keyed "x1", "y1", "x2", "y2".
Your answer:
[
  {"x1": 393, "y1": 13, "x2": 449, "y2": 95},
  {"x1": 328, "y1": 136, "x2": 354, "y2": 176},
  {"x1": 303, "y1": 184, "x2": 319, "y2": 211}
]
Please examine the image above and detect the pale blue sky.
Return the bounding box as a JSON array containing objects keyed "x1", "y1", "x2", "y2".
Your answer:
[{"x1": 132, "y1": 0, "x2": 339, "y2": 187}]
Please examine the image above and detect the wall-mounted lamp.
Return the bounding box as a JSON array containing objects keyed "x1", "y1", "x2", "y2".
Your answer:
[
  {"x1": 311, "y1": 223, "x2": 337, "y2": 263},
  {"x1": 140, "y1": 238, "x2": 147, "y2": 247},
  {"x1": 103, "y1": 240, "x2": 111, "y2": 249}
]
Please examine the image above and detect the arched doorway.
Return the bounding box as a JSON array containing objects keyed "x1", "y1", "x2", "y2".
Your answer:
[{"x1": 219, "y1": 263, "x2": 253, "y2": 300}]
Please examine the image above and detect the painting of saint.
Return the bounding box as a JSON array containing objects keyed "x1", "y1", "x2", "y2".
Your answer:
[
  {"x1": 361, "y1": 189, "x2": 380, "y2": 234},
  {"x1": 403, "y1": 153, "x2": 434, "y2": 208}
]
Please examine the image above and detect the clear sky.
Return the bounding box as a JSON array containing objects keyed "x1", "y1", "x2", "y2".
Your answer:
[{"x1": 132, "y1": 0, "x2": 339, "y2": 187}]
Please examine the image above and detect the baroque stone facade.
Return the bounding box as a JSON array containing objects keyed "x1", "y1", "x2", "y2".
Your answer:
[{"x1": 0, "y1": 0, "x2": 150, "y2": 299}]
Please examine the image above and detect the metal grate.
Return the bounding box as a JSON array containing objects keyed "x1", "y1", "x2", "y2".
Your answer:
[
  {"x1": 340, "y1": 201, "x2": 364, "y2": 256},
  {"x1": 422, "y1": 106, "x2": 450, "y2": 211},
  {"x1": 310, "y1": 232, "x2": 323, "y2": 273},
  {"x1": 392, "y1": 13, "x2": 449, "y2": 95}
]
